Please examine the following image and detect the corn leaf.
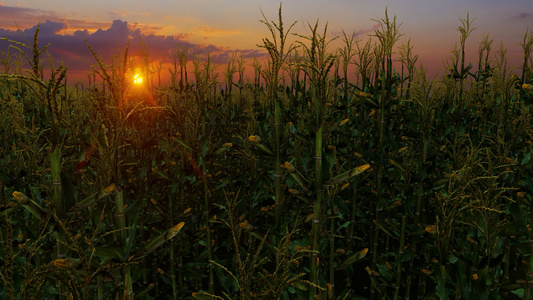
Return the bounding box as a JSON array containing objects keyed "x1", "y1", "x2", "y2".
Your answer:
[
  {"x1": 133, "y1": 222, "x2": 185, "y2": 259},
  {"x1": 251, "y1": 142, "x2": 273, "y2": 157},
  {"x1": 324, "y1": 164, "x2": 370, "y2": 186},
  {"x1": 94, "y1": 246, "x2": 125, "y2": 261},
  {"x1": 213, "y1": 145, "x2": 231, "y2": 156},
  {"x1": 192, "y1": 292, "x2": 225, "y2": 300},
  {"x1": 67, "y1": 185, "x2": 115, "y2": 213},
  {"x1": 336, "y1": 248, "x2": 368, "y2": 270},
  {"x1": 12, "y1": 191, "x2": 48, "y2": 222},
  {"x1": 124, "y1": 205, "x2": 142, "y2": 259}
]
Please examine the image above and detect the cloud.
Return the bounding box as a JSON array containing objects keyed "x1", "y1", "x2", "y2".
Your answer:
[
  {"x1": 110, "y1": 10, "x2": 152, "y2": 19},
  {"x1": 0, "y1": 4, "x2": 59, "y2": 30},
  {"x1": 0, "y1": 14, "x2": 266, "y2": 81},
  {"x1": 0, "y1": 4, "x2": 109, "y2": 35},
  {"x1": 331, "y1": 23, "x2": 381, "y2": 39},
  {"x1": 199, "y1": 26, "x2": 243, "y2": 36}
]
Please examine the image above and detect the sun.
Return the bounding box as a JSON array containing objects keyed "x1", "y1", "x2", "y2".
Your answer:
[{"x1": 133, "y1": 73, "x2": 143, "y2": 85}]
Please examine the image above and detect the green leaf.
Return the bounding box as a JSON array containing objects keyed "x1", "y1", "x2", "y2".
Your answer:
[
  {"x1": 511, "y1": 289, "x2": 524, "y2": 297},
  {"x1": 509, "y1": 203, "x2": 529, "y2": 235},
  {"x1": 124, "y1": 205, "x2": 142, "y2": 258},
  {"x1": 456, "y1": 256, "x2": 472, "y2": 299},
  {"x1": 339, "y1": 221, "x2": 350, "y2": 229},
  {"x1": 377, "y1": 263, "x2": 393, "y2": 282},
  {"x1": 61, "y1": 172, "x2": 78, "y2": 212},
  {"x1": 290, "y1": 281, "x2": 309, "y2": 291},
  {"x1": 447, "y1": 253, "x2": 458, "y2": 264},
  {"x1": 192, "y1": 292, "x2": 224, "y2": 300},
  {"x1": 373, "y1": 220, "x2": 397, "y2": 239},
  {"x1": 12, "y1": 191, "x2": 48, "y2": 222},
  {"x1": 94, "y1": 246, "x2": 125, "y2": 261},
  {"x1": 324, "y1": 164, "x2": 370, "y2": 186},
  {"x1": 336, "y1": 248, "x2": 368, "y2": 270},
  {"x1": 288, "y1": 170, "x2": 308, "y2": 192},
  {"x1": 213, "y1": 144, "x2": 232, "y2": 156},
  {"x1": 67, "y1": 185, "x2": 115, "y2": 214},
  {"x1": 153, "y1": 168, "x2": 171, "y2": 181},
  {"x1": 433, "y1": 178, "x2": 449, "y2": 187},
  {"x1": 200, "y1": 139, "x2": 209, "y2": 157},
  {"x1": 321, "y1": 150, "x2": 334, "y2": 183},
  {"x1": 135, "y1": 284, "x2": 154, "y2": 298},
  {"x1": 173, "y1": 138, "x2": 194, "y2": 152},
  {"x1": 390, "y1": 160, "x2": 407, "y2": 174},
  {"x1": 133, "y1": 222, "x2": 185, "y2": 259},
  {"x1": 434, "y1": 264, "x2": 446, "y2": 299},
  {"x1": 521, "y1": 151, "x2": 531, "y2": 165},
  {"x1": 251, "y1": 142, "x2": 273, "y2": 157}
]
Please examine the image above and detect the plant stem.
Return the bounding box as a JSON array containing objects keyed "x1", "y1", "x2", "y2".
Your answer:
[
  {"x1": 310, "y1": 125, "x2": 323, "y2": 300},
  {"x1": 274, "y1": 98, "x2": 282, "y2": 231},
  {"x1": 169, "y1": 193, "x2": 177, "y2": 300},
  {"x1": 115, "y1": 187, "x2": 132, "y2": 299},
  {"x1": 329, "y1": 196, "x2": 336, "y2": 299},
  {"x1": 393, "y1": 215, "x2": 406, "y2": 300},
  {"x1": 201, "y1": 116, "x2": 215, "y2": 294},
  {"x1": 50, "y1": 146, "x2": 67, "y2": 299}
]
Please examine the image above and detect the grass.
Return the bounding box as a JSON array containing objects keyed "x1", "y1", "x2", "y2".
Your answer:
[{"x1": 1, "y1": 5, "x2": 533, "y2": 300}]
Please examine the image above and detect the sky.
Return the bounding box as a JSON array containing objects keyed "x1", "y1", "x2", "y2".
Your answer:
[{"x1": 0, "y1": 0, "x2": 531, "y2": 82}]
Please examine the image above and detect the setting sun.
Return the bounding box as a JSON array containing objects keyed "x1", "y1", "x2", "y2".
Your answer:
[{"x1": 133, "y1": 73, "x2": 143, "y2": 85}]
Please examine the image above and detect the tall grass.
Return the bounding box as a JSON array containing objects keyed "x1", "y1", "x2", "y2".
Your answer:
[{"x1": 1, "y1": 6, "x2": 533, "y2": 300}]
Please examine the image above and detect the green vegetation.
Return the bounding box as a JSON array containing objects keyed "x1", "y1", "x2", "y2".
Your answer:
[{"x1": 2, "y1": 5, "x2": 533, "y2": 300}]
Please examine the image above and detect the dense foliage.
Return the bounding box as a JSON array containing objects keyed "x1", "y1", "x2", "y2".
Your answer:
[{"x1": 2, "y1": 6, "x2": 533, "y2": 300}]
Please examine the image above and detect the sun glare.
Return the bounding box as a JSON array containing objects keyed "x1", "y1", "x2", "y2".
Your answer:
[{"x1": 133, "y1": 73, "x2": 143, "y2": 85}]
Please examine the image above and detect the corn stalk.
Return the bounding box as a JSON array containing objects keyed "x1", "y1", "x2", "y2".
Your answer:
[
  {"x1": 369, "y1": 9, "x2": 403, "y2": 299},
  {"x1": 295, "y1": 20, "x2": 337, "y2": 299},
  {"x1": 258, "y1": 4, "x2": 297, "y2": 234}
]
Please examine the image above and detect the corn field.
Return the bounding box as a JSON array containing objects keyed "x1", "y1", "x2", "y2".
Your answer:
[{"x1": 2, "y1": 5, "x2": 533, "y2": 300}]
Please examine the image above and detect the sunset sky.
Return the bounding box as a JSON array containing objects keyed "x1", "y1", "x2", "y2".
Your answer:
[{"x1": 0, "y1": 0, "x2": 531, "y2": 81}]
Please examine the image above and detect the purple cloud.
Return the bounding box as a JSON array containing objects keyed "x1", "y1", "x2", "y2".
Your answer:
[{"x1": 0, "y1": 17, "x2": 265, "y2": 81}]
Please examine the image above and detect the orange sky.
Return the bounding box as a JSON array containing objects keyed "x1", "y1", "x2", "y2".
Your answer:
[{"x1": 0, "y1": 1, "x2": 531, "y2": 83}]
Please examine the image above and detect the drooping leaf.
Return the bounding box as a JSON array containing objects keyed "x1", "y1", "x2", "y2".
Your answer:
[
  {"x1": 324, "y1": 164, "x2": 370, "y2": 186},
  {"x1": 153, "y1": 168, "x2": 171, "y2": 181},
  {"x1": 192, "y1": 292, "x2": 225, "y2": 300},
  {"x1": 509, "y1": 202, "x2": 529, "y2": 235},
  {"x1": 135, "y1": 285, "x2": 154, "y2": 298},
  {"x1": 124, "y1": 204, "x2": 142, "y2": 258},
  {"x1": 94, "y1": 246, "x2": 125, "y2": 261},
  {"x1": 133, "y1": 222, "x2": 185, "y2": 259},
  {"x1": 61, "y1": 172, "x2": 78, "y2": 212},
  {"x1": 336, "y1": 248, "x2": 368, "y2": 270},
  {"x1": 12, "y1": 191, "x2": 48, "y2": 222},
  {"x1": 173, "y1": 138, "x2": 194, "y2": 152},
  {"x1": 67, "y1": 185, "x2": 115, "y2": 213},
  {"x1": 283, "y1": 161, "x2": 309, "y2": 191},
  {"x1": 213, "y1": 142, "x2": 233, "y2": 156}
]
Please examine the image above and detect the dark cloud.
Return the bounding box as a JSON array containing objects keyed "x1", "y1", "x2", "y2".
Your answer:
[
  {"x1": 0, "y1": 16, "x2": 266, "y2": 81},
  {"x1": 518, "y1": 12, "x2": 532, "y2": 19}
]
